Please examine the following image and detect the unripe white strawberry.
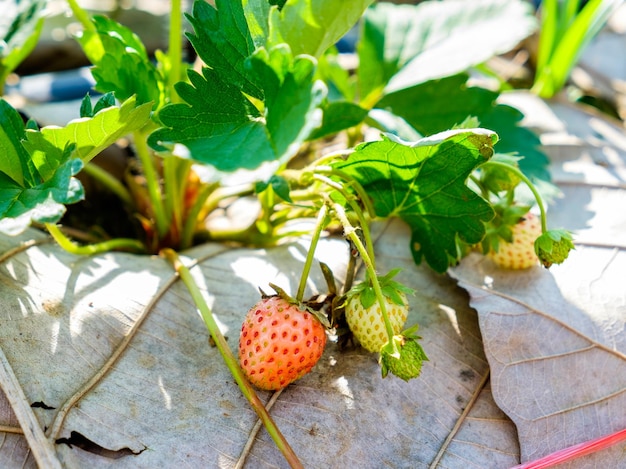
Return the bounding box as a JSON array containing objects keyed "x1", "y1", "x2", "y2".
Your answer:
[
  {"x1": 345, "y1": 291, "x2": 409, "y2": 352},
  {"x1": 344, "y1": 269, "x2": 413, "y2": 353},
  {"x1": 488, "y1": 212, "x2": 541, "y2": 269}
]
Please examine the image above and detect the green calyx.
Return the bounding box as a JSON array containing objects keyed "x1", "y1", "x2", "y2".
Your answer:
[
  {"x1": 534, "y1": 229, "x2": 575, "y2": 268},
  {"x1": 481, "y1": 202, "x2": 531, "y2": 254},
  {"x1": 346, "y1": 268, "x2": 415, "y2": 310}
]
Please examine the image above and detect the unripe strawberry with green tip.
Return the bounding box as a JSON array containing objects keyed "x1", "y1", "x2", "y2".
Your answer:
[
  {"x1": 380, "y1": 325, "x2": 428, "y2": 382},
  {"x1": 534, "y1": 229, "x2": 575, "y2": 268},
  {"x1": 239, "y1": 295, "x2": 327, "y2": 391},
  {"x1": 344, "y1": 269, "x2": 414, "y2": 353}
]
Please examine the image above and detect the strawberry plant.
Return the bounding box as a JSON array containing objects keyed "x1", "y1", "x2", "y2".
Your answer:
[{"x1": 0, "y1": 0, "x2": 584, "y2": 466}]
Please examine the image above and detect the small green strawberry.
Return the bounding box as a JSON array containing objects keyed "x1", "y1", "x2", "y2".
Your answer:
[
  {"x1": 344, "y1": 269, "x2": 414, "y2": 353},
  {"x1": 380, "y1": 325, "x2": 428, "y2": 382},
  {"x1": 239, "y1": 295, "x2": 327, "y2": 391},
  {"x1": 479, "y1": 154, "x2": 523, "y2": 194},
  {"x1": 486, "y1": 211, "x2": 541, "y2": 269},
  {"x1": 534, "y1": 229, "x2": 575, "y2": 268}
]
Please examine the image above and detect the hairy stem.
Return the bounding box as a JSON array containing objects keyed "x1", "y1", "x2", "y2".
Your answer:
[
  {"x1": 161, "y1": 249, "x2": 303, "y2": 469},
  {"x1": 180, "y1": 181, "x2": 219, "y2": 250},
  {"x1": 163, "y1": 156, "x2": 191, "y2": 247},
  {"x1": 314, "y1": 165, "x2": 377, "y2": 219},
  {"x1": 313, "y1": 172, "x2": 376, "y2": 270},
  {"x1": 329, "y1": 201, "x2": 396, "y2": 346}
]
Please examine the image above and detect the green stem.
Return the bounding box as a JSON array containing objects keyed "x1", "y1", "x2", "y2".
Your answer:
[
  {"x1": 483, "y1": 161, "x2": 548, "y2": 232},
  {"x1": 313, "y1": 173, "x2": 376, "y2": 270},
  {"x1": 133, "y1": 130, "x2": 169, "y2": 237},
  {"x1": 295, "y1": 204, "x2": 329, "y2": 303},
  {"x1": 204, "y1": 184, "x2": 256, "y2": 215},
  {"x1": 167, "y1": 0, "x2": 182, "y2": 103},
  {"x1": 81, "y1": 163, "x2": 134, "y2": 207},
  {"x1": 160, "y1": 249, "x2": 303, "y2": 469},
  {"x1": 309, "y1": 149, "x2": 354, "y2": 167},
  {"x1": 46, "y1": 223, "x2": 145, "y2": 255},
  {"x1": 66, "y1": 0, "x2": 97, "y2": 33},
  {"x1": 313, "y1": 165, "x2": 376, "y2": 219},
  {"x1": 329, "y1": 201, "x2": 396, "y2": 347},
  {"x1": 163, "y1": 156, "x2": 191, "y2": 246},
  {"x1": 180, "y1": 181, "x2": 219, "y2": 250}
]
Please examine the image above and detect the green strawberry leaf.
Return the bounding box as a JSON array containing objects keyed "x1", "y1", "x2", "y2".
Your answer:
[
  {"x1": 335, "y1": 129, "x2": 497, "y2": 273},
  {"x1": 150, "y1": 45, "x2": 325, "y2": 171},
  {"x1": 376, "y1": 74, "x2": 550, "y2": 182},
  {"x1": 357, "y1": 0, "x2": 536, "y2": 102},
  {"x1": 0, "y1": 98, "x2": 37, "y2": 186},
  {"x1": 0, "y1": 157, "x2": 84, "y2": 235},
  {"x1": 75, "y1": 15, "x2": 163, "y2": 108},
  {"x1": 308, "y1": 101, "x2": 368, "y2": 141},
  {"x1": 0, "y1": 0, "x2": 46, "y2": 87},
  {"x1": 188, "y1": 0, "x2": 262, "y2": 100},
  {"x1": 22, "y1": 96, "x2": 152, "y2": 181},
  {"x1": 150, "y1": 67, "x2": 273, "y2": 171},
  {"x1": 267, "y1": 0, "x2": 373, "y2": 58},
  {"x1": 0, "y1": 96, "x2": 151, "y2": 234}
]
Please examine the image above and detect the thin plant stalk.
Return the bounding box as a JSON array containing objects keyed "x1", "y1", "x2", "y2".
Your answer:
[
  {"x1": 161, "y1": 249, "x2": 304, "y2": 469},
  {"x1": 163, "y1": 156, "x2": 192, "y2": 246},
  {"x1": 46, "y1": 223, "x2": 145, "y2": 255},
  {"x1": 481, "y1": 161, "x2": 549, "y2": 232},
  {"x1": 295, "y1": 204, "x2": 329, "y2": 302},
  {"x1": 167, "y1": 0, "x2": 183, "y2": 104},
  {"x1": 133, "y1": 130, "x2": 169, "y2": 237},
  {"x1": 329, "y1": 200, "x2": 397, "y2": 348},
  {"x1": 66, "y1": 0, "x2": 97, "y2": 34},
  {"x1": 81, "y1": 163, "x2": 134, "y2": 207},
  {"x1": 180, "y1": 181, "x2": 219, "y2": 250},
  {"x1": 313, "y1": 172, "x2": 377, "y2": 269},
  {"x1": 314, "y1": 165, "x2": 377, "y2": 219}
]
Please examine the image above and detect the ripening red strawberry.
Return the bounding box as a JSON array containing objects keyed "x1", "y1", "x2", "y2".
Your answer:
[
  {"x1": 239, "y1": 296, "x2": 327, "y2": 391},
  {"x1": 488, "y1": 212, "x2": 541, "y2": 269}
]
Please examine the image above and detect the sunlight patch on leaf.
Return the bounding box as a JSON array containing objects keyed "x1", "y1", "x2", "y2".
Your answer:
[{"x1": 22, "y1": 96, "x2": 152, "y2": 181}]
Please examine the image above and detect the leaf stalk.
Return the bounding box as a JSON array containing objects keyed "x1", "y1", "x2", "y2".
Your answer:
[{"x1": 45, "y1": 223, "x2": 145, "y2": 255}]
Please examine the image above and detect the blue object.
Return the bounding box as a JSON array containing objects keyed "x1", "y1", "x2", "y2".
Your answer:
[{"x1": 6, "y1": 67, "x2": 96, "y2": 103}]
